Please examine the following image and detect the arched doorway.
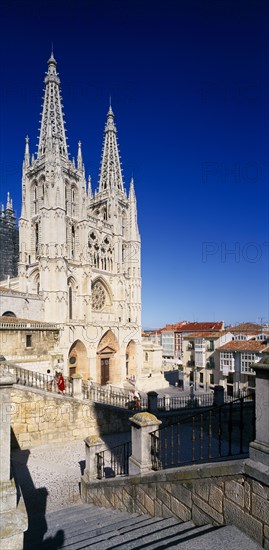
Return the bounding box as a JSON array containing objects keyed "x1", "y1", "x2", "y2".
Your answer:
[
  {"x1": 126, "y1": 340, "x2": 136, "y2": 378},
  {"x1": 96, "y1": 331, "x2": 119, "y2": 385},
  {"x1": 68, "y1": 340, "x2": 88, "y2": 380}
]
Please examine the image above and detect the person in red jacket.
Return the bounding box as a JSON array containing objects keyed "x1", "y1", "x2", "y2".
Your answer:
[{"x1": 57, "y1": 373, "x2": 65, "y2": 394}]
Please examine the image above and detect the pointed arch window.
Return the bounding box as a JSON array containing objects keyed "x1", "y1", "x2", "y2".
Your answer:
[
  {"x1": 71, "y1": 186, "x2": 76, "y2": 217},
  {"x1": 35, "y1": 223, "x2": 39, "y2": 255},
  {"x1": 33, "y1": 184, "x2": 38, "y2": 214},
  {"x1": 68, "y1": 285, "x2": 73, "y2": 319},
  {"x1": 71, "y1": 225, "x2": 75, "y2": 258}
]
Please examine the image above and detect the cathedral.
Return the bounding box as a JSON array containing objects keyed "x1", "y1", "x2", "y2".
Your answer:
[{"x1": 0, "y1": 52, "x2": 142, "y2": 384}]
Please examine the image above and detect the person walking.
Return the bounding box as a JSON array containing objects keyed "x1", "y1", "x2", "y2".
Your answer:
[
  {"x1": 133, "y1": 389, "x2": 141, "y2": 409},
  {"x1": 57, "y1": 373, "x2": 65, "y2": 394}
]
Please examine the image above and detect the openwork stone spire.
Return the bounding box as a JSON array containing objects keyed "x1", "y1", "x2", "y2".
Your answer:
[
  {"x1": 37, "y1": 52, "x2": 68, "y2": 159},
  {"x1": 98, "y1": 105, "x2": 124, "y2": 193}
]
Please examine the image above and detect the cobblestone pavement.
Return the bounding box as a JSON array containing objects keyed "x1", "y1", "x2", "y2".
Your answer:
[{"x1": 11, "y1": 432, "x2": 130, "y2": 514}]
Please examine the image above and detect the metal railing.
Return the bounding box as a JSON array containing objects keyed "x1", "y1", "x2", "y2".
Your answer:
[
  {"x1": 157, "y1": 393, "x2": 215, "y2": 410},
  {"x1": 150, "y1": 394, "x2": 255, "y2": 471},
  {"x1": 96, "y1": 441, "x2": 132, "y2": 479}
]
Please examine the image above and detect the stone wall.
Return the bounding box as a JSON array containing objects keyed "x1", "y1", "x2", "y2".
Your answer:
[
  {"x1": 9, "y1": 386, "x2": 131, "y2": 448},
  {"x1": 0, "y1": 290, "x2": 44, "y2": 320},
  {"x1": 0, "y1": 327, "x2": 59, "y2": 360},
  {"x1": 81, "y1": 461, "x2": 269, "y2": 549}
]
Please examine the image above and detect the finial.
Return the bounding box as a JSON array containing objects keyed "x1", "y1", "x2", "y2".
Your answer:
[
  {"x1": 6, "y1": 192, "x2": 12, "y2": 210},
  {"x1": 48, "y1": 47, "x2": 57, "y2": 65}
]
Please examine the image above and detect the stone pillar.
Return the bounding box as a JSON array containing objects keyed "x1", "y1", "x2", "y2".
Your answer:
[
  {"x1": 147, "y1": 391, "x2": 158, "y2": 413},
  {"x1": 83, "y1": 435, "x2": 103, "y2": 481},
  {"x1": 72, "y1": 374, "x2": 82, "y2": 399},
  {"x1": 213, "y1": 385, "x2": 224, "y2": 407},
  {"x1": 129, "y1": 412, "x2": 162, "y2": 475},
  {"x1": 0, "y1": 365, "x2": 28, "y2": 549},
  {"x1": 249, "y1": 357, "x2": 269, "y2": 467},
  {"x1": 164, "y1": 394, "x2": 170, "y2": 411},
  {"x1": 0, "y1": 368, "x2": 15, "y2": 482}
]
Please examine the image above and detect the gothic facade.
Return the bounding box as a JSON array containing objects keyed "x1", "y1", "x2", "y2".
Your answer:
[{"x1": 1, "y1": 53, "x2": 142, "y2": 384}]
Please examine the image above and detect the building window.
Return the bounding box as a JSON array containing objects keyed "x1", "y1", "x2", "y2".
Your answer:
[
  {"x1": 26, "y1": 334, "x2": 32, "y2": 348},
  {"x1": 241, "y1": 353, "x2": 256, "y2": 374},
  {"x1": 210, "y1": 373, "x2": 214, "y2": 385},
  {"x1": 220, "y1": 352, "x2": 235, "y2": 372},
  {"x1": 208, "y1": 340, "x2": 214, "y2": 351},
  {"x1": 145, "y1": 352, "x2": 149, "y2": 362},
  {"x1": 200, "y1": 372, "x2": 204, "y2": 384}
]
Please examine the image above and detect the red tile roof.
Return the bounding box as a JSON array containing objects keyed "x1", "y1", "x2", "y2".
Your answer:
[
  {"x1": 224, "y1": 323, "x2": 267, "y2": 335},
  {"x1": 218, "y1": 340, "x2": 269, "y2": 352},
  {"x1": 160, "y1": 321, "x2": 224, "y2": 333},
  {"x1": 183, "y1": 332, "x2": 221, "y2": 339},
  {"x1": 177, "y1": 322, "x2": 224, "y2": 332}
]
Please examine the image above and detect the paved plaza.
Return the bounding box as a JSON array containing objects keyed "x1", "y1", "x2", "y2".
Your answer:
[{"x1": 11, "y1": 433, "x2": 130, "y2": 514}]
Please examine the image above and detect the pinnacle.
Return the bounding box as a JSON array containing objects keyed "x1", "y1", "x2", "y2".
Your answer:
[{"x1": 98, "y1": 107, "x2": 124, "y2": 194}]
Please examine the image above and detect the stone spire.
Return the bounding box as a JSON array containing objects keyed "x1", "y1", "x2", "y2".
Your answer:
[
  {"x1": 98, "y1": 105, "x2": 124, "y2": 193},
  {"x1": 37, "y1": 51, "x2": 68, "y2": 159},
  {"x1": 24, "y1": 135, "x2": 30, "y2": 169},
  {"x1": 5, "y1": 193, "x2": 16, "y2": 225},
  {"x1": 87, "y1": 175, "x2": 92, "y2": 199},
  {"x1": 128, "y1": 177, "x2": 139, "y2": 239},
  {"x1": 6, "y1": 192, "x2": 12, "y2": 211},
  {"x1": 77, "y1": 140, "x2": 83, "y2": 171}
]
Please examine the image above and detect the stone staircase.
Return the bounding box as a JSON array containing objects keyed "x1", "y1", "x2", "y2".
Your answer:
[{"x1": 23, "y1": 502, "x2": 263, "y2": 549}]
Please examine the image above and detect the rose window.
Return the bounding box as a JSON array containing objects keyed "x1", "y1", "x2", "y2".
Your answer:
[{"x1": 92, "y1": 282, "x2": 106, "y2": 311}]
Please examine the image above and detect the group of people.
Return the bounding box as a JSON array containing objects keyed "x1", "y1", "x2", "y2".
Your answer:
[{"x1": 46, "y1": 369, "x2": 65, "y2": 394}]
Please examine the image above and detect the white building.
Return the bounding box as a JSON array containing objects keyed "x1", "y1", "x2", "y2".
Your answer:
[{"x1": 0, "y1": 52, "x2": 142, "y2": 385}]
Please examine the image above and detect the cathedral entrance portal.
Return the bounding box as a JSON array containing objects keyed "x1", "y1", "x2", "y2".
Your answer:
[
  {"x1": 97, "y1": 330, "x2": 119, "y2": 386},
  {"x1": 68, "y1": 340, "x2": 88, "y2": 380}
]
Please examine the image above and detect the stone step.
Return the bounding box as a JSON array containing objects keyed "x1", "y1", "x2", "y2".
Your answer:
[{"x1": 23, "y1": 502, "x2": 263, "y2": 550}]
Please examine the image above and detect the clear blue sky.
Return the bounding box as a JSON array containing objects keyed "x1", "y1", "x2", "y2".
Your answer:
[{"x1": 0, "y1": 0, "x2": 268, "y2": 328}]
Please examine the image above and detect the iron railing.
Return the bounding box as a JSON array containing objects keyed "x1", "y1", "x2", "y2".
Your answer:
[
  {"x1": 96, "y1": 441, "x2": 132, "y2": 479},
  {"x1": 150, "y1": 394, "x2": 255, "y2": 470}
]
